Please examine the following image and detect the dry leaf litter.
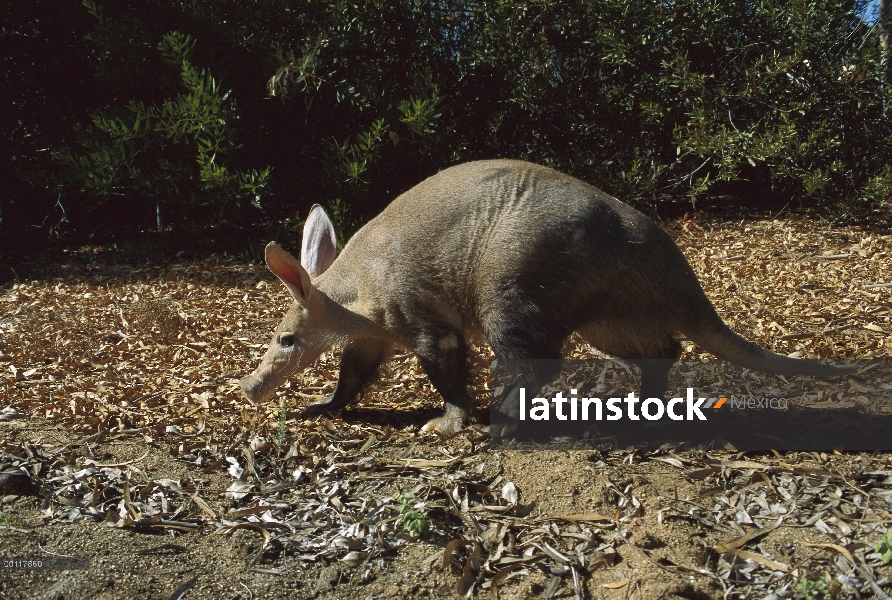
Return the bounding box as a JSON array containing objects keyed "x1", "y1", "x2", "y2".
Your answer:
[{"x1": 0, "y1": 215, "x2": 890, "y2": 599}]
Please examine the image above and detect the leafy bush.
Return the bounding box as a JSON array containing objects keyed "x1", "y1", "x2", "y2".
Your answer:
[
  {"x1": 48, "y1": 19, "x2": 271, "y2": 231},
  {"x1": 2, "y1": 0, "x2": 890, "y2": 251}
]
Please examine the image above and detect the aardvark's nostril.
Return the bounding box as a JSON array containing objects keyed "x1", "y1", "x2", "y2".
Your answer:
[{"x1": 239, "y1": 376, "x2": 261, "y2": 400}]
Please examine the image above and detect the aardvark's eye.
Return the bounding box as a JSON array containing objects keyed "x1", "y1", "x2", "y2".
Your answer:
[{"x1": 279, "y1": 333, "x2": 295, "y2": 348}]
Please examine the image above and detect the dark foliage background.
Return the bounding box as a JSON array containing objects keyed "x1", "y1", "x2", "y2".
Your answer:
[{"x1": 2, "y1": 0, "x2": 891, "y2": 260}]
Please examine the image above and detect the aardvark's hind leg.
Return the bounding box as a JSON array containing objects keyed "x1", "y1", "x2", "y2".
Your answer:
[
  {"x1": 579, "y1": 323, "x2": 682, "y2": 400},
  {"x1": 485, "y1": 311, "x2": 572, "y2": 437}
]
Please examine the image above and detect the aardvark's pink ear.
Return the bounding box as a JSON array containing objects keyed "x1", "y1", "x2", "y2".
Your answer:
[
  {"x1": 300, "y1": 205, "x2": 338, "y2": 277},
  {"x1": 265, "y1": 242, "x2": 313, "y2": 303}
]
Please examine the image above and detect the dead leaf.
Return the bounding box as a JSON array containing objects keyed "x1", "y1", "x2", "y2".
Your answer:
[
  {"x1": 725, "y1": 549, "x2": 788, "y2": 572},
  {"x1": 801, "y1": 540, "x2": 855, "y2": 564},
  {"x1": 501, "y1": 482, "x2": 518, "y2": 504},
  {"x1": 716, "y1": 518, "x2": 783, "y2": 553}
]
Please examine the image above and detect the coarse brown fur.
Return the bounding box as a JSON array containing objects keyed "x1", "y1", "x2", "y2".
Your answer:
[{"x1": 240, "y1": 160, "x2": 854, "y2": 435}]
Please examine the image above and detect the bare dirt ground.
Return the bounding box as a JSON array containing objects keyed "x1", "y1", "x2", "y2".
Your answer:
[{"x1": 1, "y1": 214, "x2": 891, "y2": 600}]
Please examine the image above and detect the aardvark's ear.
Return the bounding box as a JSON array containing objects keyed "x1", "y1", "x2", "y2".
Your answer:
[
  {"x1": 265, "y1": 242, "x2": 313, "y2": 303},
  {"x1": 300, "y1": 205, "x2": 337, "y2": 277}
]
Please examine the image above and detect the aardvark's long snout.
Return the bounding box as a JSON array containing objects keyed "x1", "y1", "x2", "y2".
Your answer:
[
  {"x1": 239, "y1": 338, "x2": 299, "y2": 403},
  {"x1": 239, "y1": 372, "x2": 273, "y2": 403}
]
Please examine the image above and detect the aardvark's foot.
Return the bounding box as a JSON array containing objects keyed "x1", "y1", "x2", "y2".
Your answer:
[
  {"x1": 422, "y1": 413, "x2": 466, "y2": 436},
  {"x1": 298, "y1": 396, "x2": 345, "y2": 419},
  {"x1": 490, "y1": 422, "x2": 518, "y2": 438}
]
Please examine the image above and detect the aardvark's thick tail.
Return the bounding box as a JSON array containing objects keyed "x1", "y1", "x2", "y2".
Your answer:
[{"x1": 685, "y1": 315, "x2": 857, "y2": 377}]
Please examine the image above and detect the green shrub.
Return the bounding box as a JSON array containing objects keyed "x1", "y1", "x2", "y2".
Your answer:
[{"x1": 3, "y1": 0, "x2": 890, "y2": 248}]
